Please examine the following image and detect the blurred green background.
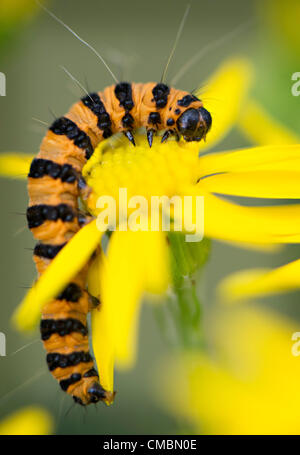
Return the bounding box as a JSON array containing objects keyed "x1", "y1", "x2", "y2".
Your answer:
[{"x1": 0, "y1": 0, "x2": 299, "y2": 434}]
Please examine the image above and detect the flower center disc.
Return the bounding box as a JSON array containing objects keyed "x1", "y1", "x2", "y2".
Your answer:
[{"x1": 82, "y1": 132, "x2": 201, "y2": 217}]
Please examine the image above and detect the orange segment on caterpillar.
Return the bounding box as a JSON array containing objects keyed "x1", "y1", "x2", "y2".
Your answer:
[{"x1": 26, "y1": 82, "x2": 212, "y2": 406}]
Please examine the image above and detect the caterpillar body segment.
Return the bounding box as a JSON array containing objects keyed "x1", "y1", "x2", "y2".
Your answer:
[{"x1": 26, "y1": 82, "x2": 212, "y2": 406}]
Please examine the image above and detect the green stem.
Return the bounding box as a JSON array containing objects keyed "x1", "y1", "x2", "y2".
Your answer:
[{"x1": 162, "y1": 232, "x2": 211, "y2": 350}]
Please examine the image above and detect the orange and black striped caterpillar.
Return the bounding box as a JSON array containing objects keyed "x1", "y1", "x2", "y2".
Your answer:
[{"x1": 27, "y1": 81, "x2": 212, "y2": 406}]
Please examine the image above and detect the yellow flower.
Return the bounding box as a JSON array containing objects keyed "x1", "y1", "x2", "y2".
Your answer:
[
  {"x1": 0, "y1": 0, "x2": 38, "y2": 25},
  {"x1": 213, "y1": 3, "x2": 300, "y2": 304},
  {"x1": 0, "y1": 406, "x2": 53, "y2": 435},
  {"x1": 2, "y1": 57, "x2": 300, "y2": 396},
  {"x1": 159, "y1": 305, "x2": 300, "y2": 435},
  {"x1": 219, "y1": 259, "x2": 300, "y2": 302},
  {"x1": 238, "y1": 99, "x2": 300, "y2": 146},
  {"x1": 259, "y1": 0, "x2": 300, "y2": 55},
  {"x1": 0, "y1": 153, "x2": 33, "y2": 179}
]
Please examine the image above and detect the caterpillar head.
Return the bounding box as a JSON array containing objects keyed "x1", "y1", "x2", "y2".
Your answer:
[{"x1": 176, "y1": 107, "x2": 212, "y2": 142}]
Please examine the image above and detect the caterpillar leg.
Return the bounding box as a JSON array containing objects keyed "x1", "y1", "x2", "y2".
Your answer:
[
  {"x1": 161, "y1": 129, "x2": 180, "y2": 143},
  {"x1": 88, "y1": 293, "x2": 100, "y2": 309},
  {"x1": 123, "y1": 130, "x2": 136, "y2": 146},
  {"x1": 147, "y1": 128, "x2": 156, "y2": 147}
]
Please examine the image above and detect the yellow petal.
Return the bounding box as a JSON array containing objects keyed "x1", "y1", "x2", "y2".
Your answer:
[
  {"x1": 111, "y1": 230, "x2": 170, "y2": 367},
  {"x1": 0, "y1": 407, "x2": 53, "y2": 435},
  {"x1": 92, "y1": 229, "x2": 170, "y2": 391},
  {"x1": 12, "y1": 220, "x2": 103, "y2": 332},
  {"x1": 219, "y1": 259, "x2": 300, "y2": 301},
  {"x1": 91, "y1": 254, "x2": 115, "y2": 399},
  {"x1": 143, "y1": 230, "x2": 171, "y2": 295},
  {"x1": 104, "y1": 230, "x2": 144, "y2": 370},
  {"x1": 87, "y1": 251, "x2": 102, "y2": 299},
  {"x1": 203, "y1": 192, "x2": 300, "y2": 244},
  {"x1": 194, "y1": 58, "x2": 253, "y2": 151},
  {"x1": 199, "y1": 170, "x2": 300, "y2": 198},
  {"x1": 0, "y1": 153, "x2": 33, "y2": 179},
  {"x1": 198, "y1": 144, "x2": 300, "y2": 177},
  {"x1": 238, "y1": 99, "x2": 300, "y2": 146}
]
